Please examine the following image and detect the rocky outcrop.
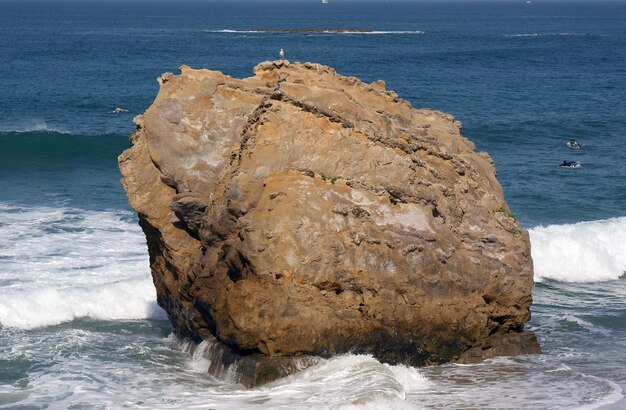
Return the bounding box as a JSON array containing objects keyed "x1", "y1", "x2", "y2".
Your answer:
[{"x1": 119, "y1": 61, "x2": 539, "y2": 385}]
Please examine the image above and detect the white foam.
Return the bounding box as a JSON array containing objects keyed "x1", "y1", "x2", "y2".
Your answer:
[
  {"x1": 575, "y1": 377, "x2": 624, "y2": 410},
  {"x1": 188, "y1": 339, "x2": 214, "y2": 373},
  {"x1": 3, "y1": 330, "x2": 620, "y2": 410},
  {"x1": 206, "y1": 29, "x2": 424, "y2": 35},
  {"x1": 208, "y1": 29, "x2": 262, "y2": 33},
  {"x1": 529, "y1": 217, "x2": 626, "y2": 283},
  {"x1": 504, "y1": 32, "x2": 590, "y2": 38},
  {"x1": 0, "y1": 204, "x2": 163, "y2": 329},
  {"x1": 180, "y1": 353, "x2": 429, "y2": 408},
  {"x1": 560, "y1": 315, "x2": 612, "y2": 336},
  {"x1": 0, "y1": 280, "x2": 162, "y2": 329},
  {"x1": 332, "y1": 30, "x2": 425, "y2": 35},
  {"x1": 506, "y1": 33, "x2": 540, "y2": 37},
  {"x1": 248, "y1": 354, "x2": 425, "y2": 408},
  {"x1": 384, "y1": 363, "x2": 431, "y2": 393}
]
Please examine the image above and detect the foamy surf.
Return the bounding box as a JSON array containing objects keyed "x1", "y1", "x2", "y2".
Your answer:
[
  {"x1": 529, "y1": 217, "x2": 626, "y2": 283},
  {"x1": 180, "y1": 350, "x2": 430, "y2": 409},
  {"x1": 0, "y1": 280, "x2": 162, "y2": 329},
  {"x1": 0, "y1": 204, "x2": 162, "y2": 329},
  {"x1": 2, "y1": 326, "x2": 621, "y2": 410},
  {"x1": 166, "y1": 339, "x2": 620, "y2": 410},
  {"x1": 410, "y1": 356, "x2": 623, "y2": 409}
]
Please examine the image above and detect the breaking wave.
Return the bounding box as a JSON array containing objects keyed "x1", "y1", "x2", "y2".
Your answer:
[
  {"x1": 0, "y1": 204, "x2": 163, "y2": 329},
  {"x1": 529, "y1": 217, "x2": 626, "y2": 283},
  {"x1": 0, "y1": 280, "x2": 162, "y2": 329},
  {"x1": 182, "y1": 348, "x2": 430, "y2": 409}
]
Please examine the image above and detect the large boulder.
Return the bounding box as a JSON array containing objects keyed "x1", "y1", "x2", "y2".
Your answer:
[{"x1": 119, "y1": 61, "x2": 539, "y2": 385}]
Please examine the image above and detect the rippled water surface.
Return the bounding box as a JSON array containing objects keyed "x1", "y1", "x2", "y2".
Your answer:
[{"x1": 1, "y1": 1, "x2": 625, "y2": 408}]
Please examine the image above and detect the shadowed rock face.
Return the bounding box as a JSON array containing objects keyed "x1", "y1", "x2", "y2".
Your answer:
[{"x1": 119, "y1": 61, "x2": 539, "y2": 386}]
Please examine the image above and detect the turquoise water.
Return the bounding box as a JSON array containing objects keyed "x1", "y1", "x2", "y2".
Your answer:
[{"x1": 1, "y1": 1, "x2": 625, "y2": 408}]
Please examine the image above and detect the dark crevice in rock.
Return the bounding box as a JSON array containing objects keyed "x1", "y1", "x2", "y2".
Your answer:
[
  {"x1": 137, "y1": 215, "x2": 161, "y2": 266},
  {"x1": 170, "y1": 195, "x2": 208, "y2": 240},
  {"x1": 270, "y1": 91, "x2": 355, "y2": 128},
  {"x1": 224, "y1": 247, "x2": 255, "y2": 283},
  {"x1": 237, "y1": 100, "x2": 273, "y2": 164}
]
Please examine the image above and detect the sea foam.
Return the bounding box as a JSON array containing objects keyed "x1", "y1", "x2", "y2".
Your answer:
[
  {"x1": 0, "y1": 204, "x2": 164, "y2": 329},
  {"x1": 232, "y1": 354, "x2": 428, "y2": 409},
  {"x1": 0, "y1": 280, "x2": 162, "y2": 329},
  {"x1": 529, "y1": 217, "x2": 626, "y2": 283}
]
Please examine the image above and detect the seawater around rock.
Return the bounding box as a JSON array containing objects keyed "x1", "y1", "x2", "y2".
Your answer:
[{"x1": 119, "y1": 60, "x2": 539, "y2": 385}]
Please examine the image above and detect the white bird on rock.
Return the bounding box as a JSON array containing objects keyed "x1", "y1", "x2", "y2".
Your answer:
[{"x1": 279, "y1": 48, "x2": 285, "y2": 60}]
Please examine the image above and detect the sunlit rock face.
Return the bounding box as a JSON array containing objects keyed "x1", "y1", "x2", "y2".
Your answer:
[{"x1": 119, "y1": 61, "x2": 539, "y2": 386}]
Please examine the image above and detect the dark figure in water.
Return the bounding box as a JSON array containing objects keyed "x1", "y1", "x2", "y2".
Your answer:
[{"x1": 560, "y1": 160, "x2": 577, "y2": 167}]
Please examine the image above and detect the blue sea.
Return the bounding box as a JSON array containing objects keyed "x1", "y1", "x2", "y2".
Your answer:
[{"x1": 1, "y1": 1, "x2": 625, "y2": 408}]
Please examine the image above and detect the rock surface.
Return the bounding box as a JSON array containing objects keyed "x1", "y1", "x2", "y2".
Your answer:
[{"x1": 119, "y1": 61, "x2": 540, "y2": 385}]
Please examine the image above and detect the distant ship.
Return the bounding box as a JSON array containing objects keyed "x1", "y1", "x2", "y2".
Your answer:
[{"x1": 322, "y1": 0, "x2": 328, "y2": 4}]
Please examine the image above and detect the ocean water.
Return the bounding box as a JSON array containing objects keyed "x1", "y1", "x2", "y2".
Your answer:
[{"x1": 1, "y1": 1, "x2": 625, "y2": 408}]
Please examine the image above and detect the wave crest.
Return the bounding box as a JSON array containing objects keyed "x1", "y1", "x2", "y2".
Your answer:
[
  {"x1": 0, "y1": 280, "x2": 164, "y2": 329},
  {"x1": 529, "y1": 217, "x2": 626, "y2": 283},
  {"x1": 0, "y1": 205, "x2": 163, "y2": 329}
]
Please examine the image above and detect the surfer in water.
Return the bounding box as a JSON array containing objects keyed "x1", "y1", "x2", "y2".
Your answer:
[
  {"x1": 559, "y1": 160, "x2": 579, "y2": 168},
  {"x1": 567, "y1": 139, "x2": 583, "y2": 149},
  {"x1": 109, "y1": 107, "x2": 128, "y2": 114}
]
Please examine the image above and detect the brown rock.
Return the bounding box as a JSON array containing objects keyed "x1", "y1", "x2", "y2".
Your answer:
[
  {"x1": 119, "y1": 60, "x2": 539, "y2": 385},
  {"x1": 457, "y1": 332, "x2": 542, "y2": 364}
]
